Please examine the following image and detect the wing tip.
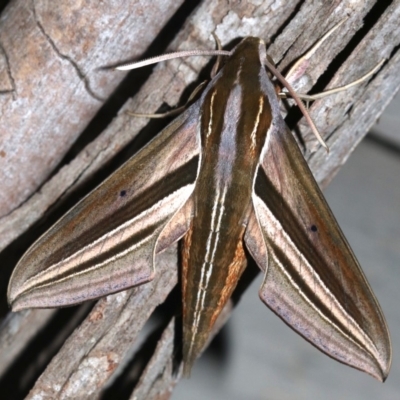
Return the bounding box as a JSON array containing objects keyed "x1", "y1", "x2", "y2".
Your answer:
[
  {"x1": 259, "y1": 284, "x2": 392, "y2": 382},
  {"x1": 365, "y1": 361, "x2": 389, "y2": 383},
  {"x1": 7, "y1": 284, "x2": 22, "y2": 312},
  {"x1": 374, "y1": 351, "x2": 392, "y2": 383},
  {"x1": 8, "y1": 292, "x2": 50, "y2": 312}
]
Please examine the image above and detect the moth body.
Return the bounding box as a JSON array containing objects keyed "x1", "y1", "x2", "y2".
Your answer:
[
  {"x1": 8, "y1": 35, "x2": 391, "y2": 382},
  {"x1": 181, "y1": 38, "x2": 272, "y2": 372}
]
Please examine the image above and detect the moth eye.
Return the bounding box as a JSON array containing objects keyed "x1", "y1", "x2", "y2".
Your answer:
[
  {"x1": 310, "y1": 224, "x2": 318, "y2": 232},
  {"x1": 119, "y1": 190, "x2": 127, "y2": 197}
]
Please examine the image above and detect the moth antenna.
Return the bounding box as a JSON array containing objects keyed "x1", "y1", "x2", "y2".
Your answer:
[
  {"x1": 116, "y1": 49, "x2": 231, "y2": 71},
  {"x1": 285, "y1": 18, "x2": 348, "y2": 85},
  {"x1": 210, "y1": 33, "x2": 223, "y2": 78},
  {"x1": 264, "y1": 57, "x2": 329, "y2": 151},
  {"x1": 283, "y1": 59, "x2": 386, "y2": 102}
]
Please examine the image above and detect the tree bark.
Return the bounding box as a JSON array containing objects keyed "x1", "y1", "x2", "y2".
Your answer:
[
  {"x1": 0, "y1": 0, "x2": 187, "y2": 246},
  {"x1": 0, "y1": 0, "x2": 399, "y2": 399}
]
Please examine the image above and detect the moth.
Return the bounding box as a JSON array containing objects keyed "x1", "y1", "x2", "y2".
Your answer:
[{"x1": 8, "y1": 28, "x2": 391, "y2": 380}]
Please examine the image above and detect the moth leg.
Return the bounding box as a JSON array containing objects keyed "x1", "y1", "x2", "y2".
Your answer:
[
  {"x1": 126, "y1": 33, "x2": 224, "y2": 119},
  {"x1": 263, "y1": 57, "x2": 328, "y2": 150},
  {"x1": 126, "y1": 32, "x2": 224, "y2": 119},
  {"x1": 126, "y1": 81, "x2": 207, "y2": 119},
  {"x1": 280, "y1": 17, "x2": 385, "y2": 104},
  {"x1": 262, "y1": 22, "x2": 348, "y2": 147},
  {"x1": 280, "y1": 60, "x2": 385, "y2": 103}
]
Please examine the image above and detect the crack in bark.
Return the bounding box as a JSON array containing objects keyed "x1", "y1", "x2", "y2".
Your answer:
[
  {"x1": 31, "y1": 0, "x2": 105, "y2": 102},
  {"x1": 0, "y1": 41, "x2": 16, "y2": 100}
]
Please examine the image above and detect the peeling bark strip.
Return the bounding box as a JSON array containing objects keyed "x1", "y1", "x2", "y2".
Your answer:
[{"x1": 0, "y1": 0, "x2": 399, "y2": 399}]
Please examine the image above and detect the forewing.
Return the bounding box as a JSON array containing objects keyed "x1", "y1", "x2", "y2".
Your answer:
[
  {"x1": 249, "y1": 119, "x2": 391, "y2": 381},
  {"x1": 8, "y1": 104, "x2": 200, "y2": 310}
]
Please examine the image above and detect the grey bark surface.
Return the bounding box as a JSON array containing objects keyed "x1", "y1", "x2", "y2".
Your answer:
[
  {"x1": 0, "y1": 0, "x2": 399, "y2": 399},
  {"x1": 0, "y1": 0, "x2": 186, "y2": 244},
  {"x1": 0, "y1": 309, "x2": 55, "y2": 377}
]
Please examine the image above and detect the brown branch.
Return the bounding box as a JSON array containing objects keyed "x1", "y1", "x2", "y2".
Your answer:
[{"x1": 1, "y1": 0, "x2": 399, "y2": 399}]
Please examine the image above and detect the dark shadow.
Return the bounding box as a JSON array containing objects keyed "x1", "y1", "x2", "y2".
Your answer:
[
  {"x1": 100, "y1": 286, "x2": 179, "y2": 400},
  {"x1": 0, "y1": 303, "x2": 93, "y2": 400},
  {"x1": 366, "y1": 131, "x2": 400, "y2": 156}
]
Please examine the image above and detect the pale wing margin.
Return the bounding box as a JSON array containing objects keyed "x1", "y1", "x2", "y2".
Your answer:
[{"x1": 8, "y1": 103, "x2": 201, "y2": 310}]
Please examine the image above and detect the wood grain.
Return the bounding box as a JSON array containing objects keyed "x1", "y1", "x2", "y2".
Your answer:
[{"x1": 0, "y1": 0, "x2": 186, "y2": 242}]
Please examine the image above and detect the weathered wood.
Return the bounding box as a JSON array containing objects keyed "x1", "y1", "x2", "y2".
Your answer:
[
  {"x1": 25, "y1": 247, "x2": 178, "y2": 400},
  {"x1": 130, "y1": 302, "x2": 232, "y2": 400},
  {"x1": 0, "y1": 0, "x2": 186, "y2": 245},
  {"x1": 130, "y1": 318, "x2": 180, "y2": 400},
  {"x1": 0, "y1": 309, "x2": 55, "y2": 377},
  {"x1": 1, "y1": 0, "x2": 399, "y2": 398}
]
